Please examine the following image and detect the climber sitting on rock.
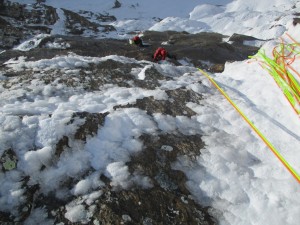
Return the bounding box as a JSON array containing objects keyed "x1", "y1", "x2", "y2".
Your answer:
[{"x1": 130, "y1": 35, "x2": 144, "y2": 47}]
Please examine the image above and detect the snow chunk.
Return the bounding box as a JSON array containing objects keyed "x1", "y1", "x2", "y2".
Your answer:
[{"x1": 105, "y1": 161, "x2": 130, "y2": 189}]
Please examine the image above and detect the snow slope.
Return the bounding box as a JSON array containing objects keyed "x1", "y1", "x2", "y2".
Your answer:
[{"x1": 14, "y1": 0, "x2": 298, "y2": 39}]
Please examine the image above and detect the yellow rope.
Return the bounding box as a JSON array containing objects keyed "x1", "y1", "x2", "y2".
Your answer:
[{"x1": 198, "y1": 68, "x2": 300, "y2": 184}]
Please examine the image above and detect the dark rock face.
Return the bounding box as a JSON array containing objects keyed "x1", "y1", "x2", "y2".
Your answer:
[
  {"x1": 0, "y1": 1, "x2": 59, "y2": 49},
  {"x1": 62, "y1": 8, "x2": 116, "y2": 35},
  {"x1": 141, "y1": 31, "x2": 259, "y2": 68},
  {"x1": 0, "y1": 0, "x2": 116, "y2": 49},
  {"x1": 113, "y1": 0, "x2": 122, "y2": 9},
  {"x1": 293, "y1": 17, "x2": 300, "y2": 26},
  {"x1": 0, "y1": 31, "x2": 259, "y2": 71}
]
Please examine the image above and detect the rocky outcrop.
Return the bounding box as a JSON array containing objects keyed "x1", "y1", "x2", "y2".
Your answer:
[
  {"x1": 0, "y1": 1, "x2": 116, "y2": 49},
  {"x1": 62, "y1": 8, "x2": 116, "y2": 35},
  {"x1": 293, "y1": 17, "x2": 300, "y2": 26},
  {"x1": 0, "y1": 1, "x2": 58, "y2": 49},
  {"x1": 113, "y1": 0, "x2": 122, "y2": 9}
]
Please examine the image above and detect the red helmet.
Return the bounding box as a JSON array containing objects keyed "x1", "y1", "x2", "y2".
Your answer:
[{"x1": 133, "y1": 36, "x2": 140, "y2": 41}]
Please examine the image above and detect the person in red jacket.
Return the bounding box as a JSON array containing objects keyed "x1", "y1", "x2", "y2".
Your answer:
[{"x1": 153, "y1": 47, "x2": 168, "y2": 61}]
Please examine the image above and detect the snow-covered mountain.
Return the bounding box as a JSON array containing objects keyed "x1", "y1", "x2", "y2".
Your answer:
[{"x1": 0, "y1": 0, "x2": 300, "y2": 225}]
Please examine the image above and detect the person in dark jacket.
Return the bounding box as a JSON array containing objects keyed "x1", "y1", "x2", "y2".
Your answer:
[{"x1": 131, "y1": 36, "x2": 144, "y2": 47}]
